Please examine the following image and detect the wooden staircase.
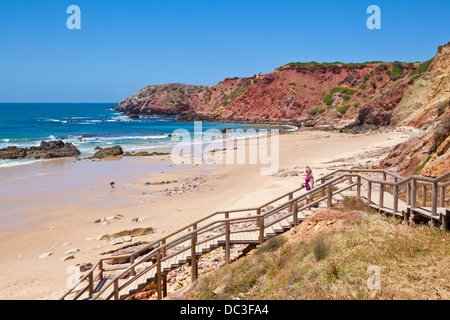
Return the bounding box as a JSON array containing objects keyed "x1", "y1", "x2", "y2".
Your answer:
[{"x1": 59, "y1": 169, "x2": 449, "y2": 300}]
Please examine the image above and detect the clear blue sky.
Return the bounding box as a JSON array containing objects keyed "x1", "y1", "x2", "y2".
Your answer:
[{"x1": 0, "y1": 0, "x2": 448, "y2": 103}]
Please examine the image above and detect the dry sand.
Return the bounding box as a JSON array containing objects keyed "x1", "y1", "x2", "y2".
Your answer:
[{"x1": 0, "y1": 128, "x2": 412, "y2": 300}]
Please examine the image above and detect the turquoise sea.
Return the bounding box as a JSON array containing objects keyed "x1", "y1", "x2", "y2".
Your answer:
[{"x1": 0, "y1": 103, "x2": 292, "y2": 168}]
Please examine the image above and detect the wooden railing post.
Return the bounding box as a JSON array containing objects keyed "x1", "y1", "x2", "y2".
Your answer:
[
  {"x1": 393, "y1": 185, "x2": 399, "y2": 213},
  {"x1": 130, "y1": 256, "x2": 136, "y2": 276},
  {"x1": 191, "y1": 233, "x2": 198, "y2": 283},
  {"x1": 367, "y1": 181, "x2": 372, "y2": 204},
  {"x1": 288, "y1": 193, "x2": 293, "y2": 213},
  {"x1": 431, "y1": 182, "x2": 438, "y2": 225},
  {"x1": 225, "y1": 221, "x2": 231, "y2": 264},
  {"x1": 256, "y1": 208, "x2": 261, "y2": 227},
  {"x1": 156, "y1": 250, "x2": 162, "y2": 300},
  {"x1": 161, "y1": 239, "x2": 166, "y2": 258},
  {"x1": 356, "y1": 176, "x2": 361, "y2": 198},
  {"x1": 88, "y1": 272, "x2": 94, "y2": 296},
  {"x1": 411, "y1": 179, "x2": 417, "y2": 209},
  {"x1": 113, "y1": 279, "x2": 119, "y2": 300},
  {"x1": 321, "y1": 178, "x2": 325, "y2": 196},
  {"x1": 422, "y1": 185, "x2": 427, "y2": 207},
  {"x1": 379, "y1": 182, "x2": 384, "y2": 211},
  {"x1": 293, "y1": 200, "x2": 298, "y2": 226},
  {"x1": 439, "y1": 185, "x2": 445, "y2": 207},
  {"x1": 99, "y1": 260, "x2": 104, "y2": 281},
  {"x1": 406, "y1": 182, "x2": 411, "y2": 205},
  {"x1": 327, "y1": 184, "x2": 332, "y2": 208},
  {"x1": 163, "y1": 273, "x2": 167, "y2": 298},
  {"x1": 259, "y1": 216, "x2": 265, "y2": 245}
]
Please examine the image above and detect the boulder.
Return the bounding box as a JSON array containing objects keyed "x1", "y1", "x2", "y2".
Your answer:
[
  {"x1": 0, "y1": 140, "x2": 80, "y2": 160},
  {"x1": 93, "y1": 145, "x2": 123, "y2": 158},
  {"x1": 0, "y1": 146, "x2": 27, "y2": 159}
]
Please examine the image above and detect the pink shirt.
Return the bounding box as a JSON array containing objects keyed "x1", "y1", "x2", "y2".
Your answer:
[{"x1": 305, "y1": 174, "x2": 314, "y2": 191}]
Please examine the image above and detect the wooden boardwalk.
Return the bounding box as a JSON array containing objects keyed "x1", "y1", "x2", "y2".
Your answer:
[{"x1": 60, "y1": 169, "x2": 449, "y2": 300}]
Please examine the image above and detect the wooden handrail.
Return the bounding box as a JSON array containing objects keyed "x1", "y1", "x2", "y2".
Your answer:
[{"x1": 60, "y1": 168, "x2": 449, "y2": 300}]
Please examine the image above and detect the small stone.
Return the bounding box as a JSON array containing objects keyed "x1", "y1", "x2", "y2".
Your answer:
[
  {"x1": 213, "y1": 284, "x2": 226, "y2": 295},
  {"x1": 39, "y1": 252, "x2": 53, "y2": 259},
  {"x1": 80, "y1": 263, "x2": 93, "y2": 272},
  {"x1": 110, "y1": 236, "x2": 132, "y2": 246},
  {"x1": 60, "y1": 255, "x2": 75, "y2": 261},
  {"x1": 64, "y1": 248, "x2": 80, "y2": 255},
  {"x1": 100, "y1": 234, "x2": 110, "y2": 241}
]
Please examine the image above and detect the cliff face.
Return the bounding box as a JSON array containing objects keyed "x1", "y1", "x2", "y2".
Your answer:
[
  {"x1": 113, "y1": 62, "x2": 418, "y2": 127},
  {"x1": 113, "y1": 83, "x2": 208, "y2": 117},
  {"x1": 380, "y1": 43, "x2": 450, "y2": 177}
]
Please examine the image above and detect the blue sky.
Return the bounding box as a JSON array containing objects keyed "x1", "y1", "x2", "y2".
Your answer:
[{"x1": 0, "y1": 0, "x2": 448, "y2": 103}]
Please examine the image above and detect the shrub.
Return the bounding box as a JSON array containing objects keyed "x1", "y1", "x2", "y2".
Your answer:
[
  {"x1": 309, "y1": 108, "x2": 319, "y2": 116},
  {"x1": 337, "y1": 105, "x2": 351, "y2": 114},
  {"x1": 312, "y1": 236, "x2": 331, "y2": 261},
  {"x1": 410, "y1": 58, "x2": 434, "y2": 77},
  {"x1": 343, "y1": 94, "x2": 351, "y2": 101},
  {"x1": 289, "y1": 82, "x2": 297, "y2": 86},
  {"x1": 387, "y1": 61, "x2": 405, "y2": 80},
  {"x1": 323, "y1": 87, "x2": 356, "y2": 106},
  {"x1": 340, "y1": 196, "x2": 377, "y2": 214},
  {"x1": 376, "y1": 75, "x2": 383, "y2": 82},
  {"x1": 323, "y1": 95, "x2": 333, "y2": 106},
  {"x1": 318, "y1": 108, "x2": 326, "y2": 114},
  {"x1": 256, "y1": 237, "x2": 288, "y2": 255}
]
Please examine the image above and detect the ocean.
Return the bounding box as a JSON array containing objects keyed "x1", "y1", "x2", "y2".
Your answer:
[{"x1": 0, "y1": 103, "x2": 290, "y2": 168}]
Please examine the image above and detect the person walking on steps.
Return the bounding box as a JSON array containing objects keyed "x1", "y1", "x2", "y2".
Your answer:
[{"x1": 304, "y1": 167, "x2": 315, "y2": 205}]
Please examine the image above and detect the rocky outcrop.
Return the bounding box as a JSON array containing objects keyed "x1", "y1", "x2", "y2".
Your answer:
[
  {"x1": 112, "y1": 83, "x2": 207, "y2": 117},
  {"x1": 0, "y1": 140, "x2": 80, "y2": 159},
  {"x1": 390, "y1": 43, "x2": 450, "y2": 128},
  {"x1": 381, "y1": 117, "x2": 450, "y2": 177},
  {"x1": 378, "y1": 42, "x2": 450, "y2": 177},
  {"x1": 357, "y1": 82, "x2": 411, "y2": 126},
  {"x1": 93, "y1": 145, "x2": 123, "y2": 158}
]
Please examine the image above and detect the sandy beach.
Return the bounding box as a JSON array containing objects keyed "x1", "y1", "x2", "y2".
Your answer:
[{"x1": 0, "y1": 128, "x2": 413, "y2": 300}]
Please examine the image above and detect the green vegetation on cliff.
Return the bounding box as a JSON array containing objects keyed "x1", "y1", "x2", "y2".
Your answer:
[{"x1": 323, "y1": 87, "x2": 356, "y2": 106}]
